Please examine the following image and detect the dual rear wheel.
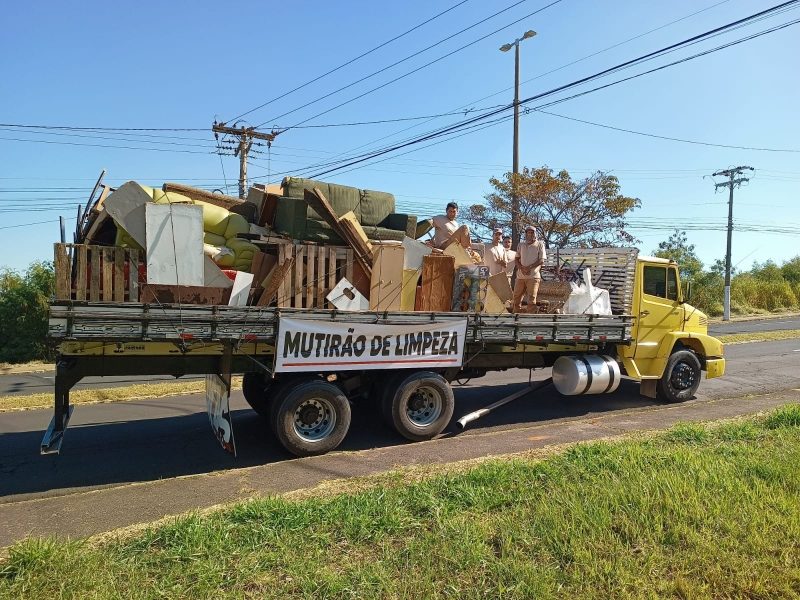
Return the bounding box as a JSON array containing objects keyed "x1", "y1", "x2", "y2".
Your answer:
[{"x1": 243, "y1": 370, "x2": 455, "y2": 457}]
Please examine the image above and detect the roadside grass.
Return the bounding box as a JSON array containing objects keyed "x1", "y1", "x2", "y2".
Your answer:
[
  {"x1": 716, "y1": 328, "x2": 800, "y2": 345},
  {"x1": 2, "y1": 404, "x2": 799, "y2": 599},
  {"x1": 0, "y1": 377, "x2": 243, "y2": 412},
  {"x1": 0, "y1": 361, "x2": 52, "y2": 375}
]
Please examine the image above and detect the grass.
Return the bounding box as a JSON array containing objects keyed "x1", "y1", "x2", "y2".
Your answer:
[
  {"x1": 2, "y1": 404, "x2": 799, "y2": 599},
  {"x1": 716, "y1": 329, "x2": 800, "y2": 345},
  {"x1": 0, "y1": 377, "x2": 243, "y2": 412},
  {"x1": 0, "y1": 360, "x2": 52, "y2": 375}
]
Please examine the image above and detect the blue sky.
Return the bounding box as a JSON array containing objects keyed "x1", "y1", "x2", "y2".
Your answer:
[{"x1": 1, "y1": 0, "x2": 798, "y2": 274}]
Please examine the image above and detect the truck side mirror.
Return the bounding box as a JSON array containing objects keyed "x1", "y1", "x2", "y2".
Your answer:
[{"x1": 684, "y1": 281, "x2": 692, "y2": 303}]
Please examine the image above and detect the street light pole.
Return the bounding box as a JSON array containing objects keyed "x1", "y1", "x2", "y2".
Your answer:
[{"x1": 500, "y1": 30, "x2": 536, "y2": 249}]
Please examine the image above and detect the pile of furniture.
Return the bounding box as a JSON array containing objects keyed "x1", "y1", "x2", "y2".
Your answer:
[{"x1": 62, "y1": 176, "x2": 513, "y2": 313}]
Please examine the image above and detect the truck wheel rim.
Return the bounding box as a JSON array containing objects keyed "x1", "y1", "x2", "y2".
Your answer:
[
  {"x1": 293, "y1": 397, "x2": 336, "y2": 442},
  {"x1": 406, "y1": 385, "x2": 442, "y2": 427},
  {"x1": 670, "y1": 362, "x2": 696, "y2": 391}
]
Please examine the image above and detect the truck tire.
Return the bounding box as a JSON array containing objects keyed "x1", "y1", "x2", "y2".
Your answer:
[
  {"x1": 271, "y1": 379, "x2": 351, "y2": 457},
  {"x1": 242, "y1": 372, "x2": 272, "y2": 417},
  {"x1": 657, "y1": 350, "x2": 702, "y2": 403},
  {"x1": 383, "y1": 371, "x2": 454, "y2": 441}
]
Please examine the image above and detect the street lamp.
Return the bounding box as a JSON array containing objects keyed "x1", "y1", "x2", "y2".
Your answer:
[{"x1": 500, "y1": 30, "x2": 536, "y2": 248}]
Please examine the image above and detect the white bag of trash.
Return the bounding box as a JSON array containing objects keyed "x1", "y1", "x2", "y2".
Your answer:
[{"x1": 564, "y1": 267, "x2": 612, "y2": 315}]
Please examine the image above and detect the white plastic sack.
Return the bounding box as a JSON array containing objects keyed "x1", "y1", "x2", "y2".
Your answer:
[{"x1": 564, "y1": 268, "x2": 613, "y2": 315}]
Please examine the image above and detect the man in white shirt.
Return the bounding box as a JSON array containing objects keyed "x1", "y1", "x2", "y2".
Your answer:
[
  {"x1": 513, "y1": 225, "x2": 546, "y2": 313},
  {"x1": 431, "y1": 201, "x2": 470, "y2": 249},
  {"x1": 502, "y1": 234, "x2": 516, "y2": 284},
  {"x1": 484, "y1": 228, "x2": 507, "y2": 275}
]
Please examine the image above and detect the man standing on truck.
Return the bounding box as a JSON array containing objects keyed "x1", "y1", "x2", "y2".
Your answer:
[
  {"x1": 513, "y1": 225, "x2": 546, "y2": 313},
  {"x1": 502, "y1": 235, "x2": 516, "y2": 284},
  {"x1": 484, "y1": 228, "x2": 509, "y2": 276},
  {"x1": 431, "y1": 201, "x2": 470, "y2": 249}
]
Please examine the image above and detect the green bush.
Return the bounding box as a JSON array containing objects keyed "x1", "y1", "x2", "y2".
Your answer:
[{"x1": 0, "y1": 261, "x2": 55, "y2": 363}]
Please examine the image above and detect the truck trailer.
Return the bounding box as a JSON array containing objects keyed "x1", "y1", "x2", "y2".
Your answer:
[{"x1": 42, "y1": 245, "x2": 725, "y2": 458}]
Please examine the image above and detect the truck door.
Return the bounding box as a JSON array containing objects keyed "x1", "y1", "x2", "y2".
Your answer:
[{"x1": 634, "y1": 264, "x2": 681, "y2": 361}]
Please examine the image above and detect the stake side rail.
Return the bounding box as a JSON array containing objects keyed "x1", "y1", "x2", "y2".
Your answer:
[{"x1": 49, "y1": 302, "x2": 634, "y2": 346}]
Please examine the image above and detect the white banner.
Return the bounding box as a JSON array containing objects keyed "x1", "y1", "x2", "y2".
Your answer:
[{"x1": 275, "y1": 317, "x2": 468, "y2": 373}]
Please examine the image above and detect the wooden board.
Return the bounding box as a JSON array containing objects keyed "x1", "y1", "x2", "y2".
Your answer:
[
  {"x1": 488, "y1": 272, "x2": 513, "y2": 303},
  {"x1": 304, "y1": 188, "x2": 372, "y2": 278},
  {"x1": 483, "y1": 285, "x2": 509, "y2": 314},
  {"x1": 369, "y1": 244, "x2": 404, "y2": 311},
  {"x1": 258, "y1": 256, "x2": 295, "y2": 307},
  {"x1": 271, "y1": 244, "x2": 354, "y2": 308},
  {"x1": 419, "y1": 254, "x2": 454, "y2": 312},
  {"x1": 443, "y1": 242, "x2": 475, "y2": 268},
  {"x1": 54, "y1": 243, "x2": 70, "y2": 300},
  {"x1": 54, "y1": 243, "x2": 146, "y2": 302},
  {"x1": 400, "y1": 269, "x2": 421, "y2": 311},
  {"x1": 338, "y1": 211, "x2": 373, "y2": 252},
  {"x1": 162, "y1": 182, "x2": 242, "y2": 210},
  {"x1": 140, "y1": 284, "x2": 229, "y2": 305}
]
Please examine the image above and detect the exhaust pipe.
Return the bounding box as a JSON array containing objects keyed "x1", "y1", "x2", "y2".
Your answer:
[{"x1": 457, "y1": 378, "x2": 552, "y2": 429}]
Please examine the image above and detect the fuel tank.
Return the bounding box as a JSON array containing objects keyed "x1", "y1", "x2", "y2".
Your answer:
[{"x1": 552, "y1": 354, "x2": 621, "y2": 396}]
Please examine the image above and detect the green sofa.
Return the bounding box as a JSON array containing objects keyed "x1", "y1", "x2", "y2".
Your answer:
[{"x1": 273, "y1": 177, "x2": 416, "y2": 243}]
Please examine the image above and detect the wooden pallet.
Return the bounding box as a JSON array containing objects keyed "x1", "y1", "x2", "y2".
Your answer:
[
  {"x1": 54, "y1": 243, "x2": 143, "y2": 302},
  {"x1": 276, "y1": 244, "x2": 354, "y2": 309}
]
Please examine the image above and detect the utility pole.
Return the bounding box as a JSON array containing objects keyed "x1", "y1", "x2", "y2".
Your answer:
[
  {"x1": 712, "y1": 166, "x2": 753, "y2": 321},
  {"x1": 212, "y1": 122, "x2": 279, "y2": 198},
  {"x1": 500, "y1": 29, "x2": 536, "y2": 248}
]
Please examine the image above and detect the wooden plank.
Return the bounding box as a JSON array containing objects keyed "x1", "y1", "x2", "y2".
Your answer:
[
  {"x1": 89, "y1": 247, "x2": 101, "y2": 302},
  {"x1": 316, "y1": 247, "x2": 326, "y2": 309},
  {"x1": 294, "y1": 245, "x2": 304, "y2": 308},
  {"x1": 113, "y1": 248, "x2": 125, "y2": 303},
  {"x1": 345, "y1": 250, "x2": 354, "y2": 287},
  {"x1": 258, "y1": 257, "x2": 295, "y2": 307},
  {"x1": 277, "y1": 244, "x2": 288, "y2": 308},
  {"x1": 400, "y1": 269, "x2": 421, "y2": 311},
  {"x1": 162, "y1": 182, "x2": 242, "y2": 209},
  {"x1": 140, "y1": 284, "x2": 229, "y2": 305},
  {"x1": 75, "y1": 245, "x2": 87, "y2": 301},
  {"x1": 102, "y1": 247, "x2": 113, "y2": 301},
  {"x1": 488, "y1": 272, "x2": 513, "y2": 303},
  {"x1": 306, "y1": 245, "x2": 316, "y2": 309},
  {"x1": 370, "y1": 245, "x2": 404, "y2": 311},
  {"x1": 54, "y1": 243, "x2": 70, "y2": 300},
  {"x1": 128, "y1": 249, "x2": 140, "y2": 302},
  {"x1": 327, "y1": 247, "x2": 336, "y2": 308},
  {"x1": 305, "y1": 188, "x2": 372, "y2": 278},
  {"x1": 419, "y1": 254, "x2": 455, "y2": 312}
]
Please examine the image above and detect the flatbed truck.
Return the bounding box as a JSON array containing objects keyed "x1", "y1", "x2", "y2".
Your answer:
[{"x1": 41, "y1": 246, "x2": 725, "y2": 457}]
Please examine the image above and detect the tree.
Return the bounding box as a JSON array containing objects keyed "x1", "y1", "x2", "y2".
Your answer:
[
  {"x1": 652, "y1": 229, "x2": 703, "y2": 281},
  {"x1": 465, "y1": 166, "x2": 640, "y2": 248},
  {"x1": 0, "y1": 261, "x2": 55, "y2": 363}
]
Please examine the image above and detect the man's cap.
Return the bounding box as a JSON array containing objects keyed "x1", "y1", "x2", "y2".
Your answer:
[
  {"x1": 524, "y1": 225, "x2": 536, "y2": 232},
  {"x1": 493, "y1": 227, "x2": 503, "y2": 234}
]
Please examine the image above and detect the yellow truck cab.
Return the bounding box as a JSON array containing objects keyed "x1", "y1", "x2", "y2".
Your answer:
[{"x1": 619, "y1": 256, "x2": 725, "y2": 402}]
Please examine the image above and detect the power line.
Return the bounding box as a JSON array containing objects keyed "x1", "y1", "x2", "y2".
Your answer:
[
  {"x1": 534, "y1": 109, "x2": 800, "y2": 153},
  {"x1": 227, "y1": 0, "x2": 472, "y2": 123},
  {"x1": 295, "y1": 4, "x2": 800, "y2": 179},
  {"x1": 269, "y1": 0, "x2": 566, "y2": 130},
  {"x1": 305, "y1": 0, "x2": 742, "y2": 166}
]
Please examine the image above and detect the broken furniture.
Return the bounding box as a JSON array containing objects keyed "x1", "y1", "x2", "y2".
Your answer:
[{"x1": 272, "y1": 177, "x2": 417, "y2": 243}]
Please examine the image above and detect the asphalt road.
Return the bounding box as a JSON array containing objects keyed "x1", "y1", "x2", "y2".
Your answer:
[
  {"x1": 0, "y1": 337, "x2": 798, "y2": 547},
  {"x1": 1, "y1": 315, "x2": 797, "y2": 397}
]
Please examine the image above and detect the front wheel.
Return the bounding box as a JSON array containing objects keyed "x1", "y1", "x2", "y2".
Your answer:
[
  {"x1": 383, "y1": 371, "x2": 454, "y2": 441},
  {"x1": 271, "y1": 379, "x2": 351, "y2": 457},
  {"x1": 657, "y1": 350, "x2": 701, "y2": 403}
]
